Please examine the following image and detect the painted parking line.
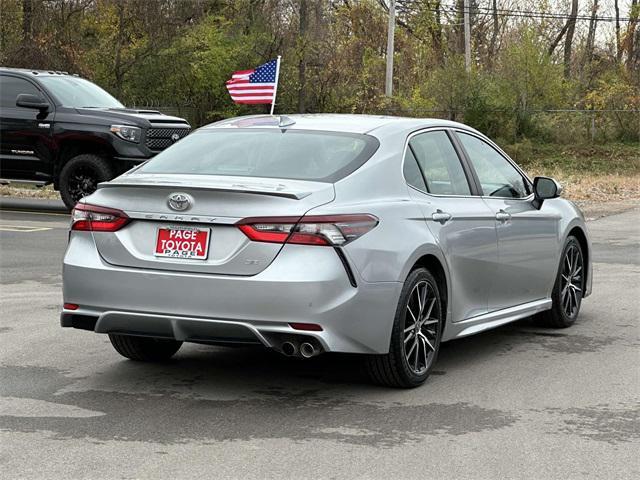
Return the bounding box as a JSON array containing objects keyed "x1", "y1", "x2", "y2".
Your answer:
[{"x1": 0, "y1": 224, "x2": 53, "y2": 232}]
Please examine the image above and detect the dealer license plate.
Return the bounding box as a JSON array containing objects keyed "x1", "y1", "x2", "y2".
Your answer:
[{"x1": 154, "y1": 226, "x2": 210, "y2": 260}]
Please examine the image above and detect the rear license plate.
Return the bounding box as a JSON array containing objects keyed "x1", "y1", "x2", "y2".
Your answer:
[{"x1": 155, "y1": 226, "x2": 210, "y2": 260}]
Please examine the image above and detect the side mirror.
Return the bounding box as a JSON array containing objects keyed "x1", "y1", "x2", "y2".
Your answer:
[
  {"x1": 16, "y1": 93, "x2": 50, "y2": 112},
  {"x1": 532, "y1": 176, "x2": 562, "y2": 209}
]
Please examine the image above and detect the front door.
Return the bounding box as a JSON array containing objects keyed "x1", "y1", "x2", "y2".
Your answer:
[
  {"x1": 0, "y1": 74, "x2": 54, "y2": 180},
  {"x1": 455, "y1": 131, "x2": 559, "y2": 311},
  {"x1": 403, "y1": 129, "x2": 499, "y2": 322}
]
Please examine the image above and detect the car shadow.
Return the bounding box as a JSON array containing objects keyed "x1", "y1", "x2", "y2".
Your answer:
[{"x1": 90, "y1": 315, "x2": 594, "y2": 393}]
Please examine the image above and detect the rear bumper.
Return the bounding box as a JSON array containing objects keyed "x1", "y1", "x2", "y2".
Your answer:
[{"x1": 62, "y1": 233, "x2": 401, "y2": 354}]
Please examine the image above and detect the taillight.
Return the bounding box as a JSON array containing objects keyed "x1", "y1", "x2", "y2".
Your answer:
[
  {"x1": 237, "y1": 214, "x2": 378, "y2": 246},
  {"x1": 71, "y1": 203, "x2": 130, "y2": 232}
]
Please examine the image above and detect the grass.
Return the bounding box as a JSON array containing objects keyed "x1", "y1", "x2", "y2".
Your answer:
[
  {"x1": 0, "y1": 183, "x2": 59, "y2": 199},
  {"x1": 2, "y1": 142, "x2": 639, "y2": 203},
  {"x1": 504, "y1": 142, "x2": 640, "y2": 201}
]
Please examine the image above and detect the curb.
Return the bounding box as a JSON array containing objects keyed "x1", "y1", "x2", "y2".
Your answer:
[{"x1": 0, "y1": 197, "x2": 69, "y2": 214}]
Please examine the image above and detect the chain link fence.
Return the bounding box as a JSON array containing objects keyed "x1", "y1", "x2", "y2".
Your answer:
[{"x1": 132, "y1": 103, "x2": 640, "y2": 143}]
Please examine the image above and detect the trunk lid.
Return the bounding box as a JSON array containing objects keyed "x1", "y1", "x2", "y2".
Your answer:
[{"x1": 87, "y1": 174, "x2": 334, "y2": 275}]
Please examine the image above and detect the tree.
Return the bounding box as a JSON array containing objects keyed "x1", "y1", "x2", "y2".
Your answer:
[
  {"x1": 584, "y1": 0, "x2": 598, "y2": 65},
  {"x1": 563, "y1": 0, "x2": 578, "y2": 77},
  {"x1": 21, "y1": 0, "x2": 32, "y2": 43},
  {"x1": 615, "y1": 0, "x2": 622, "y2": 62},
  {"x1": 298, "y1": 0, "x2": 308, "y2": 113},
  {"x1": 488, "y1": 0, "x2": 499, "y2": 68},
  {"x1": 624, "y1": 0, "x2": 639, "y2": 74},
  {"x1": 498, "y1": 29, "x2": 569, "y2": 138}
]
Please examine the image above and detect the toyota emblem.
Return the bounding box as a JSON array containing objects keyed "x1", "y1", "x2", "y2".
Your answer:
[
  {"x1": 167, "y1": 193, "x2": 192, "y2": 211},
  {"x1": 171, "y1": 133, "x2": 180, "y2": 142}
]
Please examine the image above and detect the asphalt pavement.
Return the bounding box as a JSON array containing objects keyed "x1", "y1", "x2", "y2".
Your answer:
[
  {"x1": 0, "y1": 197, "x2": 67, "y2": 214},
  {"x1": 0, "y1": 205, "x2": 638, "y2": 480}
]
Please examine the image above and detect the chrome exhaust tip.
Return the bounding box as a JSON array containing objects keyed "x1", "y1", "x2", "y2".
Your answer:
[
  {"x1": 281, "y1": 341, "x2": 297, "y2": 356},
  {"x1": 300, "y1": 342, "x2": 316, "y2": 358}
]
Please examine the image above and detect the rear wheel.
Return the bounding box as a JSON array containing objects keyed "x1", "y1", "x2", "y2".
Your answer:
[
  {"x1": 366, "y1": 268, "x2": 443, "y2": 388},
  {"x1": 59, "y1": 153, "x2": 114, "y2": 209},
  {"x1": 536, "y1": 236, "x2": 585, "y2": 328},
  {"x1": 108, "y1": 334, "x2": 182, "y2": 361}
]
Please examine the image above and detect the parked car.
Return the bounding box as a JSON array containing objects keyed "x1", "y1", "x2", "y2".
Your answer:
[
  {"x1": 0, "y1": 68, "x2": 190, "y2": 209},
  {"x1": 60, "y1": 114, "x2": 592, "y2": 388}
]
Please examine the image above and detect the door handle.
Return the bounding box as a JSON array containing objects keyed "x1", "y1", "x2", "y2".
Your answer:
[
  {"x1": 495, "y1": 210, "x2": 511, "y2": 222},
  {"x1": 431, "y1": 210, "x2": 452, "y2": 224}
]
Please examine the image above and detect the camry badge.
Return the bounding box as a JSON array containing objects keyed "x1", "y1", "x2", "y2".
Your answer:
[
  {"x1": 167, "y1": 193, "x2": 192, "y2": 211},
  {"x1": 171, "y1": 133, "x2": 180, "y2": 142}
]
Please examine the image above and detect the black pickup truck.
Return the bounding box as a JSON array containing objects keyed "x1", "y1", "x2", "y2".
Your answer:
[{"x1": 0, "y1": 68, "x2": 191, "y2": 209}]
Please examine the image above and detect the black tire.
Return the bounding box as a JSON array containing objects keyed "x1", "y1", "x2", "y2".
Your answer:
[
  {"x1": 366, "y1": 268, "x2": 444, "y2": 388},
  {"x1": 536, "y1": 236, "x2": 585, "y2": 328},
  {"x1": 59, "y1": 153, "x2": 114, "y2": 210},
  {"x1": 108, "y1": 334, "x2": 182, "y2": 361}
]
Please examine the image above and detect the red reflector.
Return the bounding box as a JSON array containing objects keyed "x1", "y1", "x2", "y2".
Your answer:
[
  {"x1": 63, "y1": 303, "x2": 79, "y2": 310},
  {"x1": 289, "y1": 322, "x2": 323, "y2": 331}
]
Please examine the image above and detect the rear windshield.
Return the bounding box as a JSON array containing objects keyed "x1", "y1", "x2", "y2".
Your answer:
[{"x1": 138, "y1": 129, "x2": 379, "y2": 183}]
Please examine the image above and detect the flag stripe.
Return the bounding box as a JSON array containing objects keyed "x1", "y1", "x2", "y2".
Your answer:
[
  {"x1": 228, "y1": 89, "x2": 275, "y2": 95},
  {"x1": 230, "y1": 95, "x2": 275, "y2": 101},
  {"x1": 234, "y1": 99, "x2": 274, "y2": 104},
  {"x1": 227, "y1": 84, "x2": 275, "y2": 89}
]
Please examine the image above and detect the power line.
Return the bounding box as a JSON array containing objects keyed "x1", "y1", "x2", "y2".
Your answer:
[{"x1": 399, "y1": 1, "x2": 635, "y2": 23}]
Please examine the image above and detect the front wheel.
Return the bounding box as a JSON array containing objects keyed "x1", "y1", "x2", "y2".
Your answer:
[
  {"x1": 108, "y1": 334, "x2": 182, "y2": 361},
  {"x1": 366, "y1": 268, "x2": 444, "y2": 388},
  {"x1": 59, "y1": 154, "x2": 114, "y2": 210},
  {"x1": 536, "y1": 236, "x2": 585, "y2": 328}
]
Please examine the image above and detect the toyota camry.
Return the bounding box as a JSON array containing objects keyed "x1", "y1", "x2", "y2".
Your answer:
[{"x1": 61, "y1": 114, "x2": 592, "y2": 388}]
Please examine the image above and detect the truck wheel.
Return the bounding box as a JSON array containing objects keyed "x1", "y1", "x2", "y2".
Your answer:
[
  {"x1": 108, "y1": 334, "x2": 182, "y2": 361},
  {"x1": 59, "y1": 154, "x2": 114, "y2": 209}
]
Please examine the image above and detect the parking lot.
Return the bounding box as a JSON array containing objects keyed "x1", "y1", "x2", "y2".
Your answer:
[{"x1": 0, "y1": 205, "x2": 638, "y2": 479}]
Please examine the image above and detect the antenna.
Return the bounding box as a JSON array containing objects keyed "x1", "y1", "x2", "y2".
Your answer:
[{"x1": 278, "y1": 115, "x2": 296, "y2": 128}]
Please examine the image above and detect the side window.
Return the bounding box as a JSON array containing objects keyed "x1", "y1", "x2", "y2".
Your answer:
[
  {"x1": 409, "y1": 131, "x2": 471, "y2": 195},
  {"x1": 403, "y1": 147, "x2": 427, "y2": 191},
  {"x1": 457, "y1": 132, "x2": 530, "y2": 198},
  {"x1": 0, "y1": 76, "x2": 42, "y2": 108}
]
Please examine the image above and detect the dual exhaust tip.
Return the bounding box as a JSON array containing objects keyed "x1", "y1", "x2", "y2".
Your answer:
[{"x1": 281, "y1": 341, "x2": 319, "y2": 358}]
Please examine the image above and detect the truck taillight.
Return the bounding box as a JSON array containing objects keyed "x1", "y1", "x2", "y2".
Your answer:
[
  {"x1": 71, "y1": 204, "x2": 130, "y2": 232},
  {"x1": 237, "y1": 214, "x2": 378, "y2": 246}
]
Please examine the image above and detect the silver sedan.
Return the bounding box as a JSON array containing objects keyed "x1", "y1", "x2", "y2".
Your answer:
[{"x1": 61, "y1": 114, "x2": 592, "y2": 388}]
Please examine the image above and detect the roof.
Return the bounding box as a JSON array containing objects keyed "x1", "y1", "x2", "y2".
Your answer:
[
  {"x1": 206, "y1": 113, "x2": 470, "y2": 135},
  {"x1": 0, "y1": 67, "x2": 75, "y2": 77}
]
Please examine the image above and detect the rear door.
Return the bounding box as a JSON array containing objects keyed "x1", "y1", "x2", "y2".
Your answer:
[
  {"x1": 404, "y1": 129, "x2": 498, "y2": 322},
  {"x1": 455, "y1": 131, "x2": 559, "y2": 310},
  {"x1": 0, "y1": 74, "x2": 54, "y2": 179}
]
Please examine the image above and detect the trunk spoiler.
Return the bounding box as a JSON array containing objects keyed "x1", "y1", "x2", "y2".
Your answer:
[{"x1": 97, "y1": 181, "x2": 311, "y2": 200}]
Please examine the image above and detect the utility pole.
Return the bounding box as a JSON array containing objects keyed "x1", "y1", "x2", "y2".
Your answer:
[
  {"x1": 385, "y1": 0, "x2": 396, "y2": 97},
  {"x1": 463, "y1": 0, "x2": 471, "y2": 72}
]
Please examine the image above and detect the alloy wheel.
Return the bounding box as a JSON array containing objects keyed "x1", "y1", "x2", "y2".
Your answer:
[
  {"x1": 67, "y1": 165, "x2": 98, "y2": 203},
  {"x1": 403, "y1": 280, "x2": 441, "y2": 375},
  {"x1": 560, "y1": 243, "x2": 583, "y2": 318}
]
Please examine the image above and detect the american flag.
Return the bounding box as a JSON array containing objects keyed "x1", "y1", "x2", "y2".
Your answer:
[{"x1": 226, "y1": 59, "x2": 279, "y2": 105}]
